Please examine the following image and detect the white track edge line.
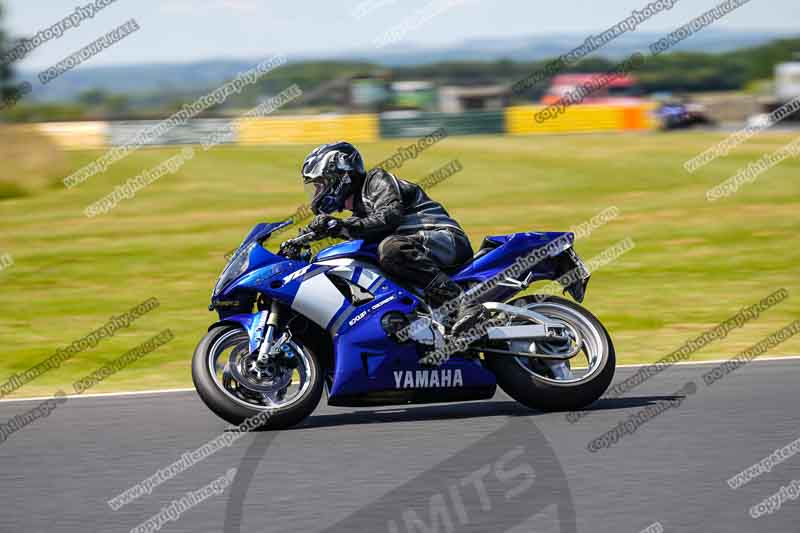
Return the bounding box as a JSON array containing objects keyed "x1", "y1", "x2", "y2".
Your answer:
[
  {"x1": 1, "y1": 355, "x2": 799, "y2": 404},
  {"x1": 0, "y1": 388, "x2": 196, "y2": 404},
  {"x1": 616, "y1": 354, "x2": 800, "y2": 367}
]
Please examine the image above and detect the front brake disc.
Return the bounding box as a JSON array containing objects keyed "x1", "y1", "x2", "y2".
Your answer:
[{"x1": 228, "y1": 349, "x2": 292, "y2": 394}]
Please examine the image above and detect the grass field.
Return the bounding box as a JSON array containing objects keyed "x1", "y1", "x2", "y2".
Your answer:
[{"x1": 1, "y1": 131, "x2": 798, "y2": 398}]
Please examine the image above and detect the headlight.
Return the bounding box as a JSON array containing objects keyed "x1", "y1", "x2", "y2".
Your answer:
[{"x1": 213, "y1": 243, "x2": 254, "y2": 297}]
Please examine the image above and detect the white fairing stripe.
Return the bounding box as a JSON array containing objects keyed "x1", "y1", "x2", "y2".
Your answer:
[
  {"x1": 319, "y1": 258, "x2": 381, "y2": 289},
  {"x1": 291, "y1": 273, "x2": 347, "y2": 328},
  {"x1": 329, "y1": 265, "x2": 355, "y2": 281},
  {"x1": 358, "y1": 269, "x2": 380, "y2": 287}
]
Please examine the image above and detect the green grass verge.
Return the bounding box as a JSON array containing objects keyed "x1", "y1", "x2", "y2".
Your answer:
[{"x1": 0, "y1": 131, "x2": 798, "y2": 398}]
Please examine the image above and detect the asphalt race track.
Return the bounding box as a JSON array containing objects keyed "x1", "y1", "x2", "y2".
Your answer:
[{"x1": 1, "y1": 358, "x2": 799, "y2": 533}]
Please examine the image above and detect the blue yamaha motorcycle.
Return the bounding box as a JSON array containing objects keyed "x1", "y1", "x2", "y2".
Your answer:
[{"x1": 192, "y1": 221, "x2": 615, "y2": 429}]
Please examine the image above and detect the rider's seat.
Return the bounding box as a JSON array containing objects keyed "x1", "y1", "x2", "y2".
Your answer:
[{"x1": 441, "y1": 237, "x2": 502, "y2": 275}]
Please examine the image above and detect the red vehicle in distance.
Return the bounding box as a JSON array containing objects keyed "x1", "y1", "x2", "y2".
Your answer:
[{"x1": 541, "y1": 73, "x2": 644, "y2": 106}]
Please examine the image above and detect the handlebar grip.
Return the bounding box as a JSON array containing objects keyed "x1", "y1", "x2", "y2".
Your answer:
[{"x1": 284, "y1": 231, "x2": 316, "y2": 247}]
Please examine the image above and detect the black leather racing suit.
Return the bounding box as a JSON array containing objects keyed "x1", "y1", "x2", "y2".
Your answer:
[{"x1": 341, "y1": 168, "x2": 473, "y2": 306}]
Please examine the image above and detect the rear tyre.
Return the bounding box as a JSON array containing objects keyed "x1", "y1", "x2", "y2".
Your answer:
[
  {"x1": 484, "y1": 295, "x2": 615, "y2": 411},
  {"x1": 192, "y1": 324, "x2": 323, "y2": 429}
]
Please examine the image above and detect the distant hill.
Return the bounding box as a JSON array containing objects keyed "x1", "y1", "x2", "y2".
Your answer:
[
  {"x1": 18, "y1": 29, "x2": 796, "y2": 102},
  {"x1": 24, "y1": 60, "x2": 264, "y2": 103},
  {"x1": 344, "y1": 29, "x2": 796, "y2": 65}
]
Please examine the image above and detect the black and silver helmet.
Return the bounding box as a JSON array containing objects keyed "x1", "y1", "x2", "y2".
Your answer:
[{"x1": 301, "y1": 141, "x2": 365, "y2": 214}]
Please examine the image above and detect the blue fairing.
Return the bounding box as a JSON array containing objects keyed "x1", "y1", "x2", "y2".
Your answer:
[
  {"x1": 213, "y1": 313, "x2": 263, "y2": 352},
  {"x1": 212, "y1": 221, "x2": 306, "y2": 306},
  {"x1": 216, "y1": 253, "x2": 305, "y2": 306},
  {"x1": 453, "y1": 231, "x2": 573, "y2": 283},
  {"x1": 314, "y1": 231, "x2": 573, "y2": 284},
  {"x1": 210, "y1": 224, "x2": 582, "y2": 406},
  {"x1": 314, "y1": 239, "x2": 379, "y2": 262},
  {"x1": 240, "y1": 221, "x2": 293, "y2": 249}
]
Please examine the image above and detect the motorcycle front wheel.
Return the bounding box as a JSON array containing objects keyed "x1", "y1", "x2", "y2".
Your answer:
[{"x1": 192, "y1": 324, "x2": 323, "y2": 429}]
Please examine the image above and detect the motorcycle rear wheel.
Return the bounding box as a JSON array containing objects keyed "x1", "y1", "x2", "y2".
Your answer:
[{"x1": 484, "y1": 295, "x2": 615, "y2": 411}]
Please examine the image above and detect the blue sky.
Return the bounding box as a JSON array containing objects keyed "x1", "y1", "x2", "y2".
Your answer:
[{"x1": 4, "y1": 0, "x2": 798, "y2": 68}]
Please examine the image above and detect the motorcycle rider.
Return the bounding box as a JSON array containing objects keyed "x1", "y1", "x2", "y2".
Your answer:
[{"x1": 292, "y1": 141, "x2": 485, "y2": 335}]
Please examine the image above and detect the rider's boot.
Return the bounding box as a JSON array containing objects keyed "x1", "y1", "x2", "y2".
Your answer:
[
  {"x1": 451, "y1": 299, "x2": 489, "y2": 338},
  {"x1": 422, "y1": 273, "x2": 460, "y2": 321},
  {"x1": 423, "y1": 273, "x2": 488, "y2": 337}
]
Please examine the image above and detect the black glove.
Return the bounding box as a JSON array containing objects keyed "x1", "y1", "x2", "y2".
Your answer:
[
  {"x1": 307, "y1": 215, "x2": 347, "y2": 238},
  {"x1": 279, "y1": 237, "x2": 308, "y2": 260}
]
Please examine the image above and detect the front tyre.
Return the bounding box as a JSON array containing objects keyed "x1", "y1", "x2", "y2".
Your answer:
[
  {"x1": 484, "y1": 295, "x2": 615, "y2": 411},
  {"x1": 192, "y1": 325, "x2": 323, "y2": 429}
]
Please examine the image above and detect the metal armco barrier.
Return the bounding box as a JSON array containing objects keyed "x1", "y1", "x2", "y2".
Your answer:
[
  {"x1": 108, "y1": 119, "x2": 237, "y2": 146},
  {"x1": 379, "y1": 110, "x2": 505, "y2": 138}
]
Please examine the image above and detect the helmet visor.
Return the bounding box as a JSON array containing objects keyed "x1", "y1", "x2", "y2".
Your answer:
[{"x1": 304, "y1": 181, "x2": 325, "y2": 205}]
